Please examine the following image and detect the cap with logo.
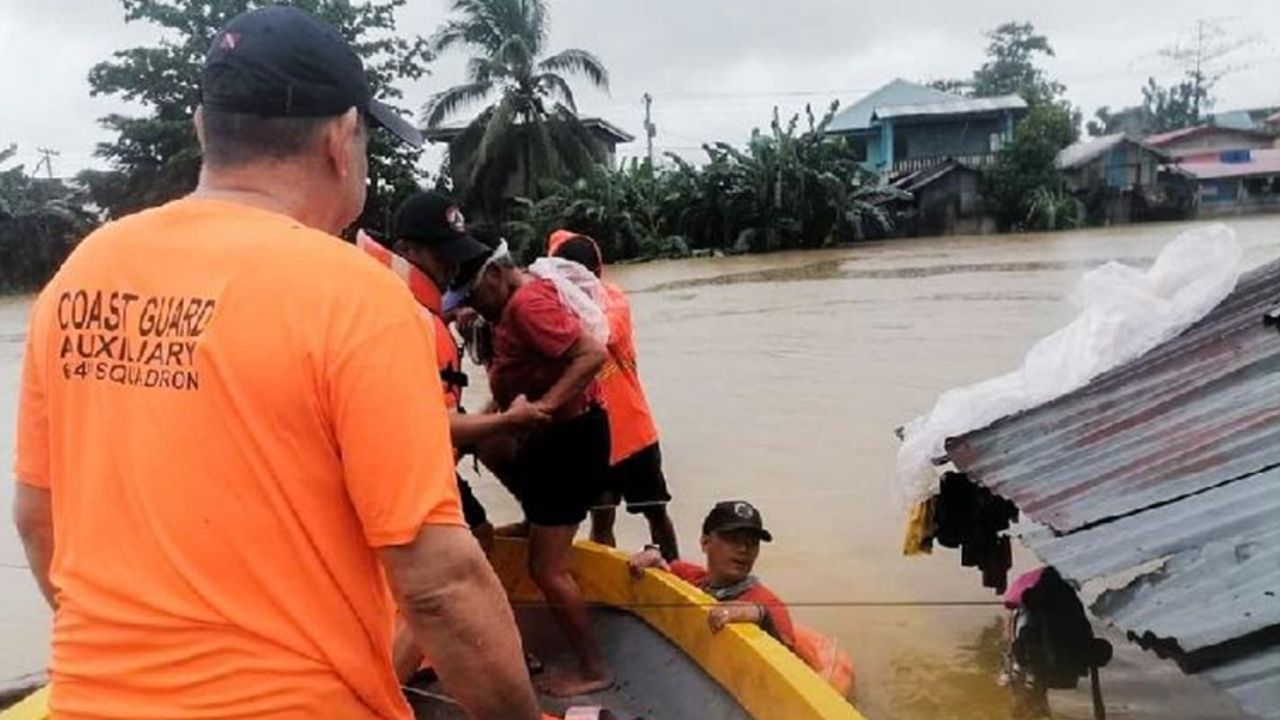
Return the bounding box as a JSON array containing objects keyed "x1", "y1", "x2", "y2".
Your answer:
[
  {"x1": 391, "y1": 191, "x2": 490, "y2": 264},
  {"x1": 202, "y1": 5, "x2": 422, "y2": 147},
  {"x1": 702, "y1": 500, "x2": 773, "y2": 542}
]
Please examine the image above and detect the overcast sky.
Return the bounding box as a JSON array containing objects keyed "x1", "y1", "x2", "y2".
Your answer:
[{"x1": 3, "y1": 0, "x2": 1279, "y2": 177}]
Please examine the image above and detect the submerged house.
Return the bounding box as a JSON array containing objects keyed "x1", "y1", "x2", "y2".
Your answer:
[
  {"x1": 825, "y1": 79, "x2": 1028, "y2": 175},
  {"x1": 1178, "y1": 149, "x2": 1280, "y2": 217},
  {"x1": 826, "y1": 80, "x2": 1027, "y2": 235},
  {"x1": 1055, "y1": 134, "x2": 1178, "y2": 223}
]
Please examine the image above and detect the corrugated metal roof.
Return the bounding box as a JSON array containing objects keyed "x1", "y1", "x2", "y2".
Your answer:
[
  {"x1": 1180, "y1": 149, "x2": 1280, "y2": 180},
  {"x1": 824, "y1": 79, "x2": 961, "y2": 134},
  {"x1": 871, "y1": 94, "x2": 1026, "y2": 121},
  {"x1": 945, "y1": 255, "x2": 1280, "y2": 718},
  {"x1": 1055, "y1": 133, "x2": 1170, "y2": 170}
]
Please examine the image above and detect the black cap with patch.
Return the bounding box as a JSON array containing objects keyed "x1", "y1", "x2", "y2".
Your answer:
[
  {"x1": 202, "y1": 6, "x2": 422, "y2": 147},
  {"x1": 392, "y1": 191, "x2": 491, "y2": 264},
  {"x1": 702, "y1": 500, "x2": 773, "y2": 542}
]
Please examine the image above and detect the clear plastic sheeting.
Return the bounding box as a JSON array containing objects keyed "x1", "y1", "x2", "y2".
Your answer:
[
  {"x1": 894, "y1": 224, "x2": 1244, "y2": 508},
  {"x1": 527, "y1": 257, "x2": 611, "y2": 346}
]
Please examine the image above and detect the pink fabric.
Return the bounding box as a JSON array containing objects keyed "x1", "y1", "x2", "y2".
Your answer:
[{"x1": 1004, "y1": 567, "x2": 1046, "y2": 609}]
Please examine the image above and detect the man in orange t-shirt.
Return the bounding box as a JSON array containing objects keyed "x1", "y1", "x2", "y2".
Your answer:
[
  {"x1": 11, "y1": 7, "x2": 537, "y2": 720},
  {"x1": 548, "y1": 231, "x2": 679, "y2": 561}
]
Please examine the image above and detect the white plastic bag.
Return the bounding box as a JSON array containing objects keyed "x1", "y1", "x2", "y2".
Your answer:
[
  {"x1": 894, "y1": 224, "x2": 1243, "y2": 508},
  {"x1": 527, "y1": 257, "x2": 611, "y2": 346}
]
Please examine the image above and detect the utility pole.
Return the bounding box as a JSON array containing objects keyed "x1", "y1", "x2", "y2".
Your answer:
[
  {"x1": 35, "y1": 147, "x2": 59, "y2": 179},
  {"x1": 643, "y1": 93, "x2": 655, "y2": 167}
]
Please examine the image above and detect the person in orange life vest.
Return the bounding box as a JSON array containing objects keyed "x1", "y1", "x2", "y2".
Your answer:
[
  {"x1": 628, "y1": 501, "x2": 796, "y2": 647},
  {"x1": 547, "y1": 231, "x2": 679, "y2": 561},
  {"x1": 360, "y1": 190, "x2": 549, "y2": 551},
  {"x1": 12, "y1": 7, "x2": 539, "y2": 719},
  {"x1": 451, "y1": 232, "x2": 615, "y2": 698}
]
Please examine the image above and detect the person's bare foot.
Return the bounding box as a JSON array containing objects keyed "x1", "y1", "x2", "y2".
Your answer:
[{"x1": 536, "y1": 668, "x2": 614, "y2": 698}]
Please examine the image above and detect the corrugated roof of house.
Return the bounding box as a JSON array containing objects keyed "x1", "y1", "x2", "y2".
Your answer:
[
  {"x1": 1179, "y1": 148, "x2": 1280, "y2": 180},
  {"x1": 1056, "y1": 133, "x2": 1171, "y2": 170},
  {"x1": 945, "y1": 256, "x2": 1280, "y2": 719},
  {"x1": 824, "y1": 79, "x2": 962, "y2": 134},
  {"x1": 870, "y1": 94, "x2": 1026, "y2": 122}
]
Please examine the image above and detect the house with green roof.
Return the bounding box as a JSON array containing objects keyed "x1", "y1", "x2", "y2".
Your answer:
[{"x1": 825, "y1": 79, "x2": 1027, "y2": 175}]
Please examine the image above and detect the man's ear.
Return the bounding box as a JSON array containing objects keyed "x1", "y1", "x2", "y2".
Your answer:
[
  {"x1": 324, "y1": 108, "x2": 361, "y2": 178},
  {"x1": 193, "y1": 106, "x2": 207, "y2": 151}
]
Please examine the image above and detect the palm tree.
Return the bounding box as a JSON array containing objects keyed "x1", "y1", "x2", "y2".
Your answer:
[{"x1": 424, "y1": 0, "x2": 610, "y2": 215}]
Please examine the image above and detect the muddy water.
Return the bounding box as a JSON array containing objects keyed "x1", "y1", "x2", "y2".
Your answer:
[{"x1": 4, "y1": 217, "x2": 1280, "y2": 718}]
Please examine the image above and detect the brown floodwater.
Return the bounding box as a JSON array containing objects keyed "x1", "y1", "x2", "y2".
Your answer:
[{"x1": 4, "y1": 216, "x2": 1280, "y2": 718}]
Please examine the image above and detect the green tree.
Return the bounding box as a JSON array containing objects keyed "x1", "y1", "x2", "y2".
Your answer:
[
  {"x1": 80, "y1": 0, "x2": 432, "y2": 232},
  {"x1": 506, "y1": 103, "x2": 907, "y2": 259},
  {"x1": 423, "y1": 0, "x2": 609, "y2": 216},
  {"x1": 0, "y1": 145, "x2": 96, "y2": 291},
  {"x1": 970, "y1": 22, "x2": 1065, "y2": 106},
  {"x1": 984, "y1": 103, "x2": 1079, "y2": 231}
]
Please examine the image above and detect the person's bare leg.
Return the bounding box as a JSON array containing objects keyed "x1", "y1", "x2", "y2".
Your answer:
[
  {"x1": 589, "y1": 507, "x2": 617, "y2": 547},
  {"x1": 641, "y1": 506, "x2": 679, "y2": 561},
  {"x1": 528, "y1": 523, "x2": 612, "y2": 696}
]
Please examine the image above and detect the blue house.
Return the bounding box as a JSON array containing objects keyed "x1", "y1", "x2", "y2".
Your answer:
[{"x1": 825, "y1": 79, "x2": 1027, "y2": 175}]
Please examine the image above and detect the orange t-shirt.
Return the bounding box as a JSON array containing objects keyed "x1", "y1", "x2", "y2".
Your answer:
[
  {"x1": 14, "y1": 198, "x2": 463, "y2": 720},
  {"x1": 599, "y1": 282, "x2": 659, "y2": 464}
]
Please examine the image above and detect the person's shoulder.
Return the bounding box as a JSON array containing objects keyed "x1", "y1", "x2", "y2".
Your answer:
[{"x1": 668, "y1": 560, "x2": 707, "y2": 583}]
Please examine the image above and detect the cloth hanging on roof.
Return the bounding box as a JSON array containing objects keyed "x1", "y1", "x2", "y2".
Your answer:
[{"x1": 931, "y1": 471, "x2": 1018, "y2": 594}]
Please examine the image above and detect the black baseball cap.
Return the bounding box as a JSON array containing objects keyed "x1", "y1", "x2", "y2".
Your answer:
[
  {"x1": 202, "y1": 6, "x2": 422, "y2": 147},
  {"x1": 702, "y1": 501, "x2": 773, "y2": 542},
  {"x1": 392, "y1": 191, "x2": 490, "y2": 264}
]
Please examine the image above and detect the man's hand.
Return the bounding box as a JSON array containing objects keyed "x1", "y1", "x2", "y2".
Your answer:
[
  {"x1": 627, "y1": 547, "x2": 669, "y2": 579},
  {"x1": 503, "y1": 394, "x2": 551, "y2": 431},
  {"x1": 707, "y1": 603, "x2": 765, "y2": 634}
]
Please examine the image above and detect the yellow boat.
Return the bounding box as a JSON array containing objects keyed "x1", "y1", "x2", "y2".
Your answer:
[{"x1": 1, "y1": 540, "x2": 865, "y2": 720}]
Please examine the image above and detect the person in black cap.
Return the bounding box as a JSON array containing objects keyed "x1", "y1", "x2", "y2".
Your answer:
[
  {"x1": 12, "y1": 5, "x2": 539, "y2": 720},
  {"x1": 628, "y1": 501, "x2": 797, "y2": 649},
  {"x1": 359, "y1": 192, "x2": 549, "y2": 553}
]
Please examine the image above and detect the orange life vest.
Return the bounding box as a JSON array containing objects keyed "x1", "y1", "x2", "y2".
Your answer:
[
  {"x1": 356, "y1": 231, "x2": 467, "y2": 409},
  {"x1": 547, "y1": 231, "x2": 660, "y2": 463},
  {"x1": 793, "y1": 624, "x2": 857, "y2": 700}
]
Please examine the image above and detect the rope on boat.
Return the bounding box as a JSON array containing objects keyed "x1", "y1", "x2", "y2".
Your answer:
[
  {"x1": 513, "y1": 599, "x2": 1003, "y2": 610},
  {"x1": 401, "y1": 685, "x2": 462, "y2": 706}
]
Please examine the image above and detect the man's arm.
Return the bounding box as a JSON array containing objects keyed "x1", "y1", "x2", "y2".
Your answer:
[
  {"x1": 380, "y1": 524, "x2": 539, "y2": 720},
  {"x1": 533, "y1": 333, "x2": 607, "y2": 417},
  {"x1": 13, "y1": 483, "x2": 55, "y2": 609},
  {"x1": 449, "y1": 395, "x2": 548, "y2": 447}
]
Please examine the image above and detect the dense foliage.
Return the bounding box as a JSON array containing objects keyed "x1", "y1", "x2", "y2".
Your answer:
[
  {"x1": 0, "y1": 146, "x2": 96, "y2": 292},
  {"x1": 504, "y1": 104, "x2": 907, "y2": 263}
]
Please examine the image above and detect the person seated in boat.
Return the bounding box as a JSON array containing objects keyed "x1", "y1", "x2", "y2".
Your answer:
[
  {"x1": 11, "y1": 7, "x2": 539, "y2": 720},
  {"x1": 547, "y1": 230, "x2": 680, "y2": 562},
  {"x1": 629, "y1": 501, "x2": 857, "y2": 698},
  {"x1": 450, "y1": 232, "x2": 616, "y2": 697},
  {"x1": 629, "y1": 500, "x2": 796, "y2": 648}
]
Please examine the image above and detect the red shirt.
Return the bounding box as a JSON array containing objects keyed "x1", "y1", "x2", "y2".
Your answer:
[
  {"x1": 669, "y1": 561, "x2": 796, "y2": 649},
  {"x1": 489, "y1": 278, "x2": 599, "y2": 417}
]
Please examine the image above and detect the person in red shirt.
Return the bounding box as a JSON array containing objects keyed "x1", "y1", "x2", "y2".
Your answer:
[
  {"x1": 360, "y1": 191, "x2": 549, "y2": 550},
  {"x1": 628, "y1": 501, "x2": 796, "y2": 649},
  {"x1": 547, "y1": 232, "x2": 678, "y2": 561},
  {"x1": 452, "y1": 234, "x2": 614, "y2": 697}
]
